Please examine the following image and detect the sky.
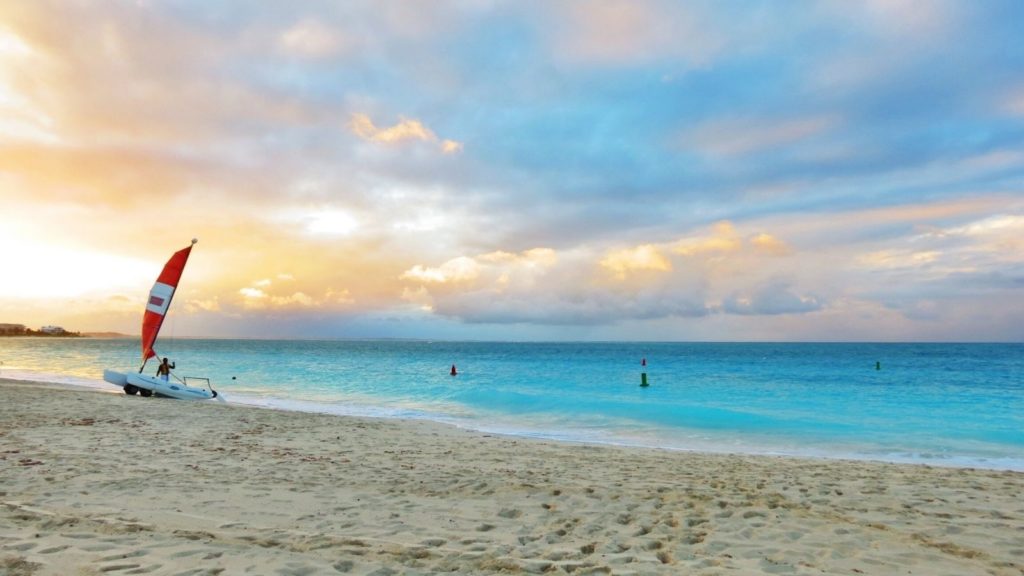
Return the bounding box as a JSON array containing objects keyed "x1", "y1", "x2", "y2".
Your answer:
[{"x1": 1, "y1": 1, "x2": 1023, "y2": 342}]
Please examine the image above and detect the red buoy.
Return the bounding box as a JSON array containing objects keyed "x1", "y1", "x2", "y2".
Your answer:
[{"x1": 450, "y1": 364, "x2": 458, "y2": 376}]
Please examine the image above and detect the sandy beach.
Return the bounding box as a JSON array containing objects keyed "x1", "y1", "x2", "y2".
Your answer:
[{"x1": 1, "y1": 379, "x2": 1022, "y2": 575}]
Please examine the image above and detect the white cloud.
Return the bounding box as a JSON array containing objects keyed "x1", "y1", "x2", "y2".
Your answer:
[
  {"x1": 401, "y1": 256, "x2": 480, "y2": 284},
  {"x1": 942, "y1": 215, "x2": 1024, "y2": 239},
  {"x1": 239, "y1": 287, "x2": 266, "y2": 299},
  {"x1": 305, "y1": 209, "x2": 359, "y2": 236}
]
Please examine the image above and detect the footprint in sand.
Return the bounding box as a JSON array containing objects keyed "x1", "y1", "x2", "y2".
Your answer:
[
  {"x1": 497, "y1": 508, "x2": 521, "y2": 519},
  {"x1": 0, "y1": 557, "x2": 41, "y2": 574},
  {"x1": 97, "y1": 549, "x2": 149, "y2": 566},
  {"x1": 278, "y1": 562, "x2": 320, "y2": 576}
]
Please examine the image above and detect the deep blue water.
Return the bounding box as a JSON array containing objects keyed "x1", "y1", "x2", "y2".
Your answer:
[{"x1": 2, "y1": 338, "x2": 1022, "y2": 470}]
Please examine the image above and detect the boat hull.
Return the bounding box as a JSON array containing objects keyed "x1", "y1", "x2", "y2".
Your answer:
[{"x1": 104, "y1": 369, "x2": 224, "y2": 401}]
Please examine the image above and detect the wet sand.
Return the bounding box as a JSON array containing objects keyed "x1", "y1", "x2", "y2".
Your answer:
[{"x1": 2, "y1": 378, "x2": 1023, "y2": 575}]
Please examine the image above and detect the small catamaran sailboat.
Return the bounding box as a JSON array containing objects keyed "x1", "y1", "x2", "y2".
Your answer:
[{"x1": 103, "y1": 239, "x2": 224, "y2": 401}]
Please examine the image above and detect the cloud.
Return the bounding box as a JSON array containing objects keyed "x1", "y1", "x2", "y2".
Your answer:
[
  {"x1": 857, "y1": 250, "x2": 942, "y2": 271},
  {"x1": 239, "y1": 287, "x2": 266, "y2": 300},
  {"x1": 440, "y1": 139, "x2": 463, "y2": 154},
  {"x1": 722, "y1": 281, "x2": 823, "y2": 316},
  {"x1": 939, "y1": 214, "x2": 1024, "y2": 240},
  {"x1": 349, "y1": 113, "x2": 463, "y2": 154},
  {"x1": 2, "y1": 2, "x2": 1022, "y2": 341},
  {"x1": 749, "y1": 233, "x2": 790, "y2": 256},
  {"x1": 548, "y1": 1, "x2": 725, "y2": 67},
  {"x1": 237, "y1": 290, "x2": 316, "y2": 310},
  {"x1": 350, "y1": 113, "x2": 432, "y2": 143},
  {"x1": 278, "y1": 19, "x2": 346, "y2": 58},
  {"x1": 183, "y1": 297, "x2": 221, "y2": 313},
  {"x1": 401, "y1": 256, "x2": 480, "y2": 284},
  {"x1": 399, "y1": 222, "x2": 812, "y2": 326},
  {"x1": 0, "y1": 26, "x2": 56, "y2": 144},
  {"x1": 236, "y1": 276, "x2": 349, "y2": 311},
  {"x1": 673, "y1": 221, "x2": 742, "y2": 256},
  {"x1": 324, "y1": 288, "x2": 354, "y2": 306},
  {"x1": 304, "y1": 209, "x2": 360, "y2": 236},
  {"x1": 792, "y1": 204, "x2": 1024, "y2": 327},
  {"x1": 600, "y1": 244, "x2": 672, "y2": 279}
]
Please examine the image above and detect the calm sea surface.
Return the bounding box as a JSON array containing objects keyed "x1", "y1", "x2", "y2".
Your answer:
[{"x1": 2, "y1": 338, "x2": 1022, "y2": 470}]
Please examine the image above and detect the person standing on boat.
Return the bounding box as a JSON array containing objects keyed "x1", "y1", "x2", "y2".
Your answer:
[{"x1": 156, "y1": 357, "x2": 175, "y2": 381}]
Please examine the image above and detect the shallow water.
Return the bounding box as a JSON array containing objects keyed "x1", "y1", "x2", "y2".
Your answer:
[{"x1": 2, "y1": 338, "x2": 1022, "y2": 470}]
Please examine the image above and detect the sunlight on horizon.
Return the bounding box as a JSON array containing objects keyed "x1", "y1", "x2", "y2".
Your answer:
[{"x1": 0, "y1": 231, "x2": 152, "y2": 299}]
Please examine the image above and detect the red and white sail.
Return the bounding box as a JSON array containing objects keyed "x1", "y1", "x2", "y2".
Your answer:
[{"x1": 141, "y1": 240, "x2": 196, "y2": 365}]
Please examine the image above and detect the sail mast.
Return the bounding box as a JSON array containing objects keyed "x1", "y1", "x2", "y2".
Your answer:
[{"x1": 140, "y1": 239, "x2": 197, "y2": 371}]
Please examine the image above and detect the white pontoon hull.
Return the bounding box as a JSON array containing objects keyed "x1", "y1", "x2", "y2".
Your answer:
[{"x1": 104, "y1": 369, "x2": 224, "y2": 401}]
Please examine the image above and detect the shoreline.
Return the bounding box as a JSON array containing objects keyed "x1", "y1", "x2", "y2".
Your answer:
[
  {"x1": 3, "y1": 378, "x2": 1023, "y2": 575},
  {"x1": 4, "y1": 370, "x2": 1023, "y2": 474}
]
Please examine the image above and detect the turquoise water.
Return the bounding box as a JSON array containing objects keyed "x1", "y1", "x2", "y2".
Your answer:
[{"x1": 2, "y1": 338, "x2": 1022, "y2": 470}]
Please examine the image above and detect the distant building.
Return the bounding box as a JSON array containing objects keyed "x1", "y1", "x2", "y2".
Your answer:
[
  {"x1": 0, "y1": 323, "x2": 27, "y2": 336},
  {"x1": 40, "y1": 325, "x2": 66, "y2": 335}
]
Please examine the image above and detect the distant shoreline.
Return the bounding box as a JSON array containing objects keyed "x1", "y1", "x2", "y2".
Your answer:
[
  {"x1": 0, "y1": 333, "x2": 83, "y2": 338},
  {"x1": 0, "y1": 332, "x2": 130, "y2": 338}
]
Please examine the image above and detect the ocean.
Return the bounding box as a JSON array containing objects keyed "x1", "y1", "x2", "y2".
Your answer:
[{"x1": 2, "y1": 338, "x2": 1022, "y2": 471}]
